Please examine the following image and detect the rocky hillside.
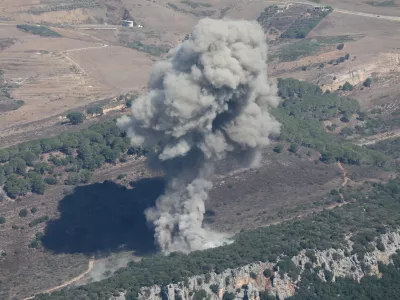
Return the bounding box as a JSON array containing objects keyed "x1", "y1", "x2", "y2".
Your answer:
[{"x1": 133, "y1": 231, "x2": 400, "y2": 300}]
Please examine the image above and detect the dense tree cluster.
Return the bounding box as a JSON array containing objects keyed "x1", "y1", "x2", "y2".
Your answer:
[
  {"x1": 0, "y1": 121, "x2": 146, "y2": 198},
  {"x1": 33, "y1": 178, "x2": 400, "y2": 299},
  {"x1": 273, "y1": 78, "x2": 386, "y2": 166}
]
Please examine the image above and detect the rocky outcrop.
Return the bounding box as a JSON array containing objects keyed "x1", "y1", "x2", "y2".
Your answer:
[
  {"x1": 112, "y1": 231, "x2": 400, "y2": 300},
  {"x1": 321, "y1": 52, "x2": 400, "y2": 91}
]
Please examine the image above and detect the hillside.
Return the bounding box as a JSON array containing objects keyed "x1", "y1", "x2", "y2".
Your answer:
[{"x1": 1, "y1": 0, "x2": 400, "y2": 299}]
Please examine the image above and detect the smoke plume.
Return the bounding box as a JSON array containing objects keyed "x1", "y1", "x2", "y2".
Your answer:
[{"x1": 118, "y1": 18, "x2": 281, "y2": 253}]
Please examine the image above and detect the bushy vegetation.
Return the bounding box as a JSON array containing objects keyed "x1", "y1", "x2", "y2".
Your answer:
[
  {"x1": 66, "y1": 111, "x2": 85, "y2": 125},
  {"x1": 86, "y1": 105, "x2": 103, "y2": 116},
  {"x1": 126, "y1": 41, "x2": 169, "y2": 57},
  {"x1": 365, "y1": 0, "x2": 396, "y2": 6},
  {"x1": 280, "y1": 8, "x2": 333, "y2": 39},
  {"x1": 272, "y1": 36, "x2": 353, "y2": 62},
  {"x1": 16, "y1": 24, "x2": 61, "y2": 37},
  {"x1": 33, "y1": 177, "x2": 400, "y2": 299},
  {"x1": 29, "y1": 216, "x2": 49, "y2": 227},
  {"x1": 0, "y1": 70, "x2": 24, "y2": 112},
  {"x1": 273, "y1": 78, "x2": 386, "y2": 166},
  {"x1": 363, "y1": 78, "x2": 372, "y2": 87},
  {"x1": 0, "y1": 121, "x2": 146, "y2": 198},
  {"x1": 180, "y1": 1, "x2": 212, "y2": 9}
]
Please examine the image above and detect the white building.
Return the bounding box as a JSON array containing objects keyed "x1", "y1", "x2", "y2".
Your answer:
[{"x1": 121, "y1": 20, "x2": 134, "y2": 27}]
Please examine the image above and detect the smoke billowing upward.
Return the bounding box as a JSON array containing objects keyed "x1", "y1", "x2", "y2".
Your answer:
[{"x1": 118, "y1": 18, "x2": 281, "y2": 253}]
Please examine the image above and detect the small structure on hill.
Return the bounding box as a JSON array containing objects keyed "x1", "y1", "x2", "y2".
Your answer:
[{"x1": 121, "y1": 20, "x2": 134, "y2": 27}]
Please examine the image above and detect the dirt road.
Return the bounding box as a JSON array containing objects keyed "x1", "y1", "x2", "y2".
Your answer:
[
  {"x1": 22, "y1": 257, "x2": 95, "y2": 300},
  {"x1": 286, "y1": 0, "x2": 400, "y2": 22}
]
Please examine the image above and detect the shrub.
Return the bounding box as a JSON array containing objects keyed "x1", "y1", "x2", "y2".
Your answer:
[
  {"x1": 342, "y1": 82, "x2": 353, "y2": 91},
  {"x1": 337, "y1": 43, "x2": 344, "y2": 50},
  {"x1": 289, "y1": 143, "x2": 299, "y2": 153},
  {"x1": 86, "y1": 105, "x2": 103, "y2": 115},
  {"x1": 301, "y1": 66, "x2": 307, "y2": 71},
  {"x1": 345, "y1": 53, "x2": 350, "y2": 60},
  {"x1": 117, "y1": 174, "x2": 127, "y2": 180},
  {"x1": 0, "y1": 216, "x2": 5, "y2": 224},
  {"x1": 263, "y1": 269, "x2": 272, "y2": 277},
  {"x1": 65, "y1": 172, "x2": 80, "y2": 185},
  {"x1": 363, "y1": 78, "x2": 372, "y2": 87},
  {"x1": 273, "y1": 144, "x2": 283, "y2": 153},
  {"x1": 29, "y1": 215, "x2": 49, "y2": 227},
  {"x1": 250, "y1": 271, "x2": 257, "y2": 279},
  {"x1": 66, "y1": 111, "x2": 85, "y2": 125},
  {"x1": 19, "y1": 209, "x2": 28, "y2": 217},
  {"x1": 44, "y1": 176, "x2": 57, "y2": 185},
  {"x1": 210, "y1": 284, "x2": 219, "y2": 294},
  {"x1": 30, "y1": 207, "x2": 37, "y2": 214},
  {"x1": 223, "y1": 292, "x2": 235, "y2": 300}
]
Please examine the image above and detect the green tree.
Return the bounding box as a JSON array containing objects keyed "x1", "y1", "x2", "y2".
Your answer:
[
  {"x1": 289, "y1": 143, "x2": 299, "y2": 153},
  {"x1": 210, "y1": 284, "x2": 219, "y2": 294},
  {"x1": 45, "y1": 176, "x2": 57, "y2": 185},
  {"x1": 79, "y1": 170, "x2": 93, "y2": 183},
  {"x1": 342, "y1": 82, "x2": 353, "y2": 91},
  {"x1": 26, "y1": 171, "x2": 46, "y2": 193},
  {"x1": 4, "y1": 175, "x2": 30, "y2": 198},
  {"x1": 86, "y1": 105, "x2": 103, "y2": 115},
  {"x1": 9, "y1": 157, "x2": 27, "y2": 175},
  {"x1": 363, "y1": 78, "x2": 372, "y2": 87},
  {"x1": 273, "y1": 144, "x2": 283, "y2": 153},
  {"x1": 337, "y1": 43, "x2": 344, "y2": 50},
  {"x1": 193, "y1": 289, "x2": 208, "y2": 300},
  {"x1": 65, "y1": 172, "x2": 81, "y2": 185},
  {"x1": 263, "y1": 269, "x2": 272, "y2": 278},
  {"x1": 223, "y1": 292, "x2": 235, "y2": 300},
  {"x1": 345, "y1": 53, "x2": 350, "y2": 60},
  {"x1": 66, "y1": 111, "x2": 85, "y2": 125},
  {"x1": 19, "y1": 209, "x2": 28, "y2": 217},
  {"x1": 0, "y1": 216, "x2": 5, "y2": 224}
]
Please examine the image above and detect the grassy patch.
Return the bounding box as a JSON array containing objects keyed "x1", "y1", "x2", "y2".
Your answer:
[
  {"x1": 180, "y1": 1, "x2": 212, "y2": 9},
  {"x1": 16, "y1": 24, "x2": 61, "y2": 37},
  {"x1": 272, "y1": 35, "x2": 355, "y2": 62},
  {"x1": 365, "y1": 0, "x2": 397, "y2": 6},
  {"x1": 125, "y1": 41, "x2": 169, "y2": 57},
  {"x1": 281, "y1": 8, "x2": 333, "y2": 39}
]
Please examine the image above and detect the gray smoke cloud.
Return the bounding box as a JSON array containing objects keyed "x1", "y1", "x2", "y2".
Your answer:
[{"x1": 118, "y1": 18, "x2": 281, "y2": 253}]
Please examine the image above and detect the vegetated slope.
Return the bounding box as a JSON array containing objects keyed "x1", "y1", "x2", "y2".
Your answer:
[
  {"x1": 0, "y1": 78, "x2": 390, "y2": 299},
  {"x1": 273, "y1": 78, "x2": 386, "y2": 166},
  {"x1": 0, "y1": 121, "x2": 146, "y2": 199},
  {"x1": 31, "y1": 175, "x2": 400, "y2": 299},
  {"x1": 0, "y1": 70, "x2": 24, "y2": 113}
]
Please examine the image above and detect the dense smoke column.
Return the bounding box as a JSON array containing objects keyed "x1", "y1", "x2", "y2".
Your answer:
[{"x1": 118, "y1": 18, "x2": 281, "y2": 253}]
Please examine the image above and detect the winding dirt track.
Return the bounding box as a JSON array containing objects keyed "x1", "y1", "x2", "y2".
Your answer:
[{"x1": 22, "y1": 257, "x2": 95, "y2": 300}]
